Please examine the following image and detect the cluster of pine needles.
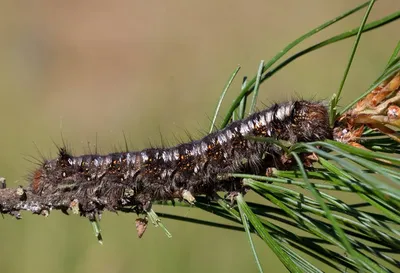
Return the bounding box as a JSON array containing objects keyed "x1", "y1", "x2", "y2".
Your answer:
[{"x1": 152, "y1": 1, "x2": 400, "y2": 272}]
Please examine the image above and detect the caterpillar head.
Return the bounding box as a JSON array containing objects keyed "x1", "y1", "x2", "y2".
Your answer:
[{"x1": 30, "y1": 148, "x2": 75, "y2": 195}]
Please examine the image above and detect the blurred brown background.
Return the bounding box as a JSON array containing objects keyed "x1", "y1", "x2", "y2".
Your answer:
[{"x1": 0, "y1": 1, "x2": 398, "y2": 272}]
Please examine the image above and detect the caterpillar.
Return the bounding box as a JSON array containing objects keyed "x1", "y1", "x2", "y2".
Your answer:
[{"x1": 29, "y1": 100, "x2": 332, "y2": 216}]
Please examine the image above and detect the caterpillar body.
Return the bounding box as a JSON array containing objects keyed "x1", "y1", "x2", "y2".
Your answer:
[{"x1": 30, "y1": 100, "x2": 332, "y2": 215}]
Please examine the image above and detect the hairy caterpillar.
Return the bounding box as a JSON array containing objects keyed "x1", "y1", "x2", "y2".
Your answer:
[{"x1": 29, "y1": 100, "x2": 332, "y2": 216}]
